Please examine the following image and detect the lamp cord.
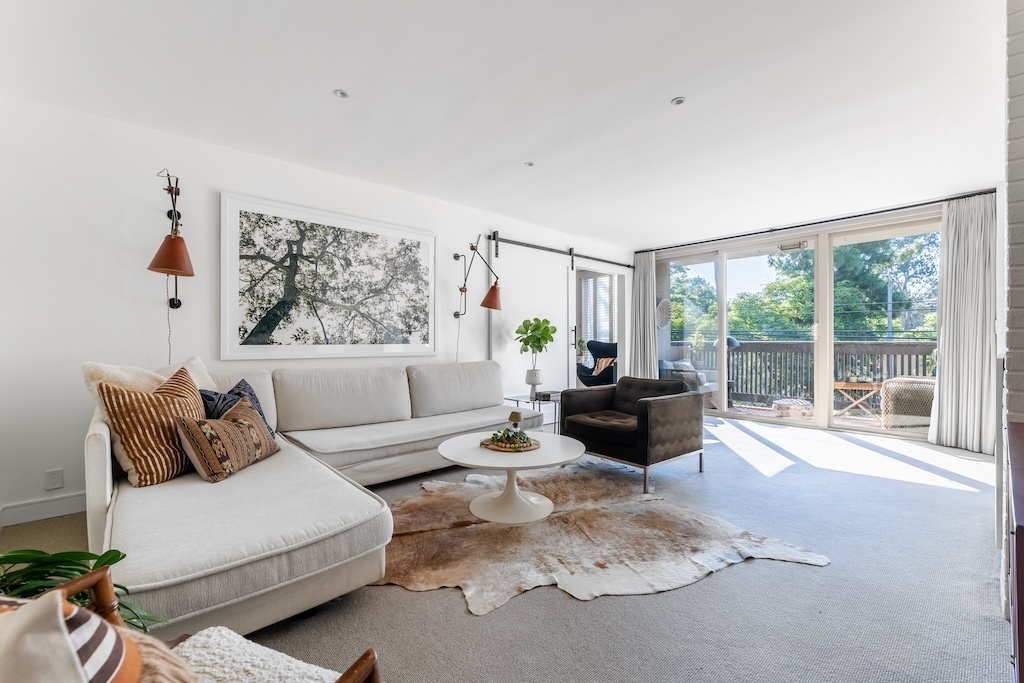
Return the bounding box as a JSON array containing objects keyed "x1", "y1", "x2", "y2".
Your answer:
[
  {"x1": 165, "y1": 276, "x2": 172, "y2": 365},
  {"x1": 454, "y1": 315, "x2": 462, "y2": 363}
]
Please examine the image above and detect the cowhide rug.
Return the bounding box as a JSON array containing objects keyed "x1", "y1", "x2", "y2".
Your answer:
[{"x1": 374, "y1": 458, "x2": 829, "y2": 615}]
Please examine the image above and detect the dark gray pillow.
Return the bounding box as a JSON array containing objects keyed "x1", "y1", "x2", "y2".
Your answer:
[{"x1": 199, "y1": 379, "x2": 274, "y2": 435}]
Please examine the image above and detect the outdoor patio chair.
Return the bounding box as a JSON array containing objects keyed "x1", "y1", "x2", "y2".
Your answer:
[{"x1": 880, "y1": 376, "x2": 935, "y2": 429}]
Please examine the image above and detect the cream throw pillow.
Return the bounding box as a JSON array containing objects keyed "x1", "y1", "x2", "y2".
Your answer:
[
  {"x1": 0, "y1": 591, "x2": 199, "y2": 683},
  {"x1": 83, "y1": 356, "x2": 217, "y2": 405},
  {"x1": 0, "y1": 591, "x2": 142, "y2": 683}
]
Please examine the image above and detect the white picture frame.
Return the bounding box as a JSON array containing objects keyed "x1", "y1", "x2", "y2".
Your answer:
[{"x1": 221, "y1": 193, "x2": 436, "y2": 360}]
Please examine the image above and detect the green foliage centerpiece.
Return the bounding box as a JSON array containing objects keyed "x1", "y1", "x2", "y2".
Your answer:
[{"x1": 481, "y1": 410, "x2": 539, "y2": 452}]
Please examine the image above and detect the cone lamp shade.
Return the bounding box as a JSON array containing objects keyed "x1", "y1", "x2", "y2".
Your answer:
[
  {"x1": 148, "y1": 234, "x2": 195, "y2": 277},
  {"x1": 480, "y1": 283, "x2": 501, "y2": 310}
]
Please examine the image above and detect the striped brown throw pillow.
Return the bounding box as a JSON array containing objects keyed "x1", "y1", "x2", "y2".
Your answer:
[
  {"x1": 177, "y1": 396, "x2": 281, "y2": 483},
  {"x1": 98, "y1": 368, "x2": 204, "y2": 487}
]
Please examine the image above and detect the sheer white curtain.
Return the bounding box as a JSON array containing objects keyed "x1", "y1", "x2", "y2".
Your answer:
[
  {"x1": 629, "y1": 251, "x2": 658, "y2": 379},
  {"x1": 928, "y1": 193, "x2": 998, "y2": 454}
]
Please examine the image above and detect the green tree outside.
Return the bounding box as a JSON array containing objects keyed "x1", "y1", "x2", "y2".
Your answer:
[{"x1": 668, "y1": 232, "x2": 938, "y2": 345}]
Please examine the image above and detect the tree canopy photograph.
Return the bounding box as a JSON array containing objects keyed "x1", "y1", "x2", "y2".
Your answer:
[{"x1": 235, "y1": 209, "x2": 432, "y2": 347}]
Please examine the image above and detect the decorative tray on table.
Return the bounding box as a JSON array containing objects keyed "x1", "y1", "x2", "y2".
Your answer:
[{"x1": 480, "y1": 428, "x2": 540, "y2": 453}]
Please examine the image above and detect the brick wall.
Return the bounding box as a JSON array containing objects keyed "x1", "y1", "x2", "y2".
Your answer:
[{"x1": 1010, "y1": 0, "x2": 1024, "y2": 421}]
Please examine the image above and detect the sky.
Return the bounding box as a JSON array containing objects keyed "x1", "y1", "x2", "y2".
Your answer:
[{"x1": 684, "y1": 256, "x2": 778, "y2": 298}]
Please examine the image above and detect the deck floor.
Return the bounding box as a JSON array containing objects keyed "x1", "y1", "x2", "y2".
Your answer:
[{"x1": 723, "y1": 403, "x2": 929, "y2": 436}]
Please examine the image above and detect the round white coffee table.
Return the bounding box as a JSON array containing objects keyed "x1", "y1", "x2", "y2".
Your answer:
[{"x1": 438, "y1": 431, "x2": 585, "y2": 524}]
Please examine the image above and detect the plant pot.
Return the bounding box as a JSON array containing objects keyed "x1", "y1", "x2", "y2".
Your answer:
[{"x1": 525, "y1": 369, "x2": 543, "y2": 399}]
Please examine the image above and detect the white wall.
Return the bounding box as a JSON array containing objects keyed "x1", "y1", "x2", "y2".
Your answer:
[
  {"x1": 486, "y1": 245, "x2": 632, "y2": 425},
  {"x1": 0, "y1": 95, "x2": 631, "y2": 526}
]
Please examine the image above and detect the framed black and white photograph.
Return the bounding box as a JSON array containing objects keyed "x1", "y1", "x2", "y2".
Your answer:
[{"x1": 221, "y1": 193, "x2": 435, "y2": 359}]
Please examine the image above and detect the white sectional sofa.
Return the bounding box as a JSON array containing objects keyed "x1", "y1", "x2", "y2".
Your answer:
[{"x1": 83, "y1": 360, "x2": 540, "y2": 638}]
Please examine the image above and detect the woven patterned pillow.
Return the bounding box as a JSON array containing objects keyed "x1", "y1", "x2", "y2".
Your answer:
[
  {"x1": 97, "y1": 368, "x2": 204, "y2": 487},
  {"x1": 177, "y1": 396, "x2": 281, "y2": 483}
]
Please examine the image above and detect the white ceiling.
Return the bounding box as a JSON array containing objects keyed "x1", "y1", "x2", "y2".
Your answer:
[{"x1": 0, "y1": 0, "x2": 1006, "y2": 250}]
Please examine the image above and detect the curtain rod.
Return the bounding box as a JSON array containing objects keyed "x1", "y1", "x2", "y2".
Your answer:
[
  {"x1": 486, "y1": 231, "x2": 634, "y2": 269},
  {"x1": 634, "y1": 188, "x2": 997, "y2": 254}
]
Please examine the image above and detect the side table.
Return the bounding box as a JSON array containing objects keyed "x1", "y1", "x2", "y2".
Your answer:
[{"x1": 505, "y1": 393, "x2": 561, "y2": 433}]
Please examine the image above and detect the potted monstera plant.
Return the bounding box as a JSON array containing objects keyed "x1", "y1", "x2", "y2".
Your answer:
[{"x1": 514, "y1": 317, "x2": 557, "y2": 398}]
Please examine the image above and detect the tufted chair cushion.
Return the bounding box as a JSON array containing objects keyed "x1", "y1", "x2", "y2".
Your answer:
[{"x1": 564, "y1": 410, "x2": 637, "y2": 446}]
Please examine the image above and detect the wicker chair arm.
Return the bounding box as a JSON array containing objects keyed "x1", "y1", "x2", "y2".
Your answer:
[{"x1": 44, "y1": 566, "x2": 124, "y2": 627}]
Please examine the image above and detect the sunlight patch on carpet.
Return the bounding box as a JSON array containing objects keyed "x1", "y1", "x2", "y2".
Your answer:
[{"x1": 374, "y1": 459, "x2": 830, "y2": 615}]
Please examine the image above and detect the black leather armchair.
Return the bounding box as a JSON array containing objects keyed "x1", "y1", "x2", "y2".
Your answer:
[
  {"x1": 560, "y1": 376, "x2": 704, "y2": 493},
  {"x1": 576, "y1": 340, "x2": 617, "y2": 387}
]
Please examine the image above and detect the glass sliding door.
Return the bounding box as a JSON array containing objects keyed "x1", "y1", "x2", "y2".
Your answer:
[
  {"x1": 830, "y1": 230, "x2": 939, "y2": 432},
  {"x1": 724, "y1": 245, "x2": 816, "y2": 422},
  {"x1": 651, "y1": 206, "x2": 941, "y2": 438},
  {"x1": 655, "y1": 257, "x2": 720, "y2": 410}
]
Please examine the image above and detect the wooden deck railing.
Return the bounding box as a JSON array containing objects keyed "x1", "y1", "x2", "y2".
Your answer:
[{"x1": 675, "y1": 340, "x2": 935, "y2": 407}]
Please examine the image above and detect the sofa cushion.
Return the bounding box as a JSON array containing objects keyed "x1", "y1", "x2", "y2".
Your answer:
[
  {"x1": 272, "y1": 368, "x2": 411, "y2": 431},
  {"x1": 210, "y1": 371, "x2": 277, "y2": 433},
  {"x1": 406, "y1": 360, "x2": 504, "y2": 418},
  {"x1": 98, "y1": 369, "x2": 205, "y2": 487},
  {"x1": 106, "y1": 441, "x2": 392, "y2": 629},
  {"x1": 177, "y1": 397, "x2": 281, "y2": 483},
  {"x1": 283, "y1": 405, "x2": 543, "y2": 469},
  {"x1": 565, "y1": 410, "x2": 637, "y2": 446}
]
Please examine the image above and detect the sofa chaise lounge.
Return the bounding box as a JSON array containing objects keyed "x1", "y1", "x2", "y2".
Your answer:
[{"x1": 83, "y1": 359, "x2": 540, "y2": 637}]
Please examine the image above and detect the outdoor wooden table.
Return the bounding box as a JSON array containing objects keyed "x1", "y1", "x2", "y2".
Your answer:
[{"x1": 833, "y1": 381, "x2": 884, "y2": 417}]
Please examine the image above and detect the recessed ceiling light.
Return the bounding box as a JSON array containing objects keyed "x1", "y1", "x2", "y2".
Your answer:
[
  {"x1": 524, "y1": 162, "x2": 534, "y2": 167},
  {"x1": 670, "y1": 96, "x2": 686, "y2": 105},
  {"x1": 333, "y1": 89, "x2": 349, "y2": 98}
]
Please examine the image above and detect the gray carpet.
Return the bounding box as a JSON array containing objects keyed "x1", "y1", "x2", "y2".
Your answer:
[
  {"x1": 0, "y1": 512, "x2": 88, "y2": 554},
  {"x1": 252, "y1": 420, "x2": 1009, "y2": 682},
  {"x1": 2, "y1": 419, "x2": 1009, "y2": 681}
]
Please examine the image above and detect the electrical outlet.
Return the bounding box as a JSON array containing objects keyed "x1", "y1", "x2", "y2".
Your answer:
[{"x1": 44, "y1": 468, "x2": 63, "y2": 491}]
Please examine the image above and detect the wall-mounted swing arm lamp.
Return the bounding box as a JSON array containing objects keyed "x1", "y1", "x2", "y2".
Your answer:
[
  {"x1": 453, "y1": 234, "x2": 501, "y2": 318},
  {"x1": 147, "y1": 169, "x2": 195, "y2": 308}
]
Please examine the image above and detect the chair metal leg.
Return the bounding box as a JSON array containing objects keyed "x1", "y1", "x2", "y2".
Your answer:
[
  {"x1": 699, "y1": 450, "x2": 704, "y2": 473},
  {"x1": 643, "y1": 468, "x2": 649, "y2": 494}
]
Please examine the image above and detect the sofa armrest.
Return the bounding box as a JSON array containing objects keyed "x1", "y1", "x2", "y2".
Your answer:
[
  {"x1": 636, "y1": 392, "x2": 704, "y2": 466},
  {"x1": 84, "y1": 419, "x2": 113, "y2": 554},
  {"x1": 560, "y1": 386, "x2": 616, "y2": 432}
]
